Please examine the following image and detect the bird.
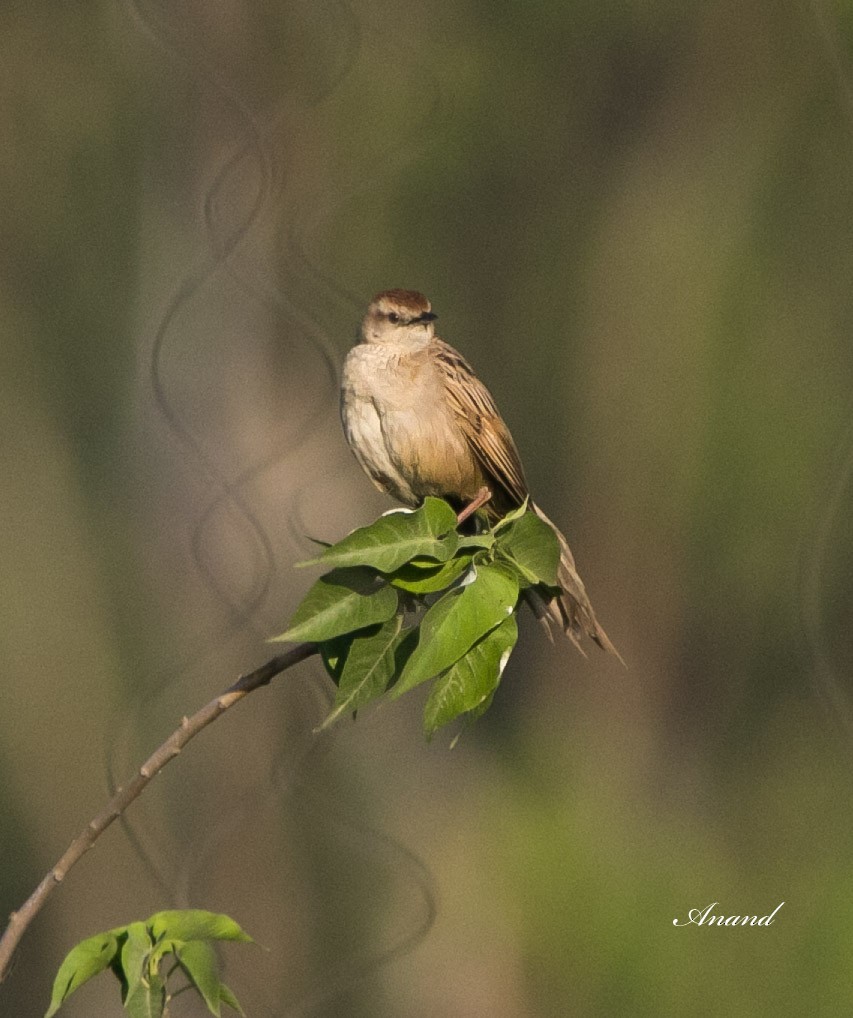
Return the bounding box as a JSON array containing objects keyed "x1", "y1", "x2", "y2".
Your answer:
[{"x1": 340, "y1": 288, "x2": 620, "y2": 659}]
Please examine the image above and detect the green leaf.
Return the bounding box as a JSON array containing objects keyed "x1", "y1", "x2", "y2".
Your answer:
[
  {"x1": 390, "y1": 553, "x2": 473, "y2": 594},
  {"x1": 391, "y1": 562, "x2": 520, "y2": 698},
  {"x1": 219, "y1": 983, "x2": 246, "y2": 1016},
  {"x1": 319, "y1": 632, "x2": 350, "y2": 683},
  {"x1": 271, "y1": 568, "x2": 398, "y2": 643},
  {"x1": 300, "y1": 497, "x2": 458, "y2": 573},
  {"x1": 316, "y1": 616, "x2": 406, "y2": 730},
  {"x1": 148, "y1": 910, "x2": 253, "y2": 945},
  {"x1": 124, "y1": 973, "x2": 166, "y2": 1018},
  {"x1": 423, "y1": 615, "x2": 519, "y2": 737},
  {"x1": 495, "y1": 511, "x2": 560, "y2": 587},
  {"x1": 45, "y1": 932, "x2": 120, "y2": 1017},
  {"x1": 492, "y1": 498, "x2": 530, "y2": 531},
  {"x1": 456, "y1": 532, "x2": 495, "y2": 551},
  {"x1": 178, "y1": 940, "x2": 222, "y2": 1016},
  {"x1": 120, "y1": 922, "x2": 153, "y2": 1005},
  {"x1": 467, "y1": 689, "x2": 496, "y2": 724}
]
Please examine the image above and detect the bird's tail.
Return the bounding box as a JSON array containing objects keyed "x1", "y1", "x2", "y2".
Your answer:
[{"x1": 528, "y1": 502, "x2": 624, "y2": 664}]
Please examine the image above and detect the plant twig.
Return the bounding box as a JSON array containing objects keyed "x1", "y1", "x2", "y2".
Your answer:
[{"x1": 0, "y1": 642, "x2": 318, "y2": 983}]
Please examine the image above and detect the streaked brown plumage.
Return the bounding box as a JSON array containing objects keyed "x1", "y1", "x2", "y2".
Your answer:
[{"x1": 340, "y1": 289, "x2": 620, "y2": 658}]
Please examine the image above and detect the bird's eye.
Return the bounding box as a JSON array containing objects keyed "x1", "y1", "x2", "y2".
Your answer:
[{"x1": 387, "y1": 312, "x2": 400, "y2": 324}]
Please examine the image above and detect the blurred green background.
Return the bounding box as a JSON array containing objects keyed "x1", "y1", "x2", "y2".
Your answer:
[{"x1": 3, "y1": 1, "x2": 853, "y2": 1015}]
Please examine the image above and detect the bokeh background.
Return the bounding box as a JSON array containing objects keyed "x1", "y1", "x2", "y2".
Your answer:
[{"x1": 3, "y1": 1, "x2": 853, "y2": 1015}]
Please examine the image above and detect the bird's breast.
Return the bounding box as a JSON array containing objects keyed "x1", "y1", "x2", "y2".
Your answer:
[{"x1": 341, "y1": 344, "x2": 485, "y2": 504}]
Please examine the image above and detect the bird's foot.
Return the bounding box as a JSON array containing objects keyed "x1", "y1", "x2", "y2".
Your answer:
[{"x1": 456, "y1": 486, "x2": 492, "y2": 526}]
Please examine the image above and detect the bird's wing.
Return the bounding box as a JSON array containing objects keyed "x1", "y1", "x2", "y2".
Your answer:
[{"x1": 431, "y1": 339, "x2": 529, "y2": 507}]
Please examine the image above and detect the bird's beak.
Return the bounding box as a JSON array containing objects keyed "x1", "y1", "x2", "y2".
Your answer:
[{"x1": 417, "y1": 311, "x2": 437, "y2": 323}]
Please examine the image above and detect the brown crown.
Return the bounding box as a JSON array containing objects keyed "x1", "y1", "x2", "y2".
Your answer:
[{"x1": 371, "y1": 289, "x2": 432, "y2": 314}]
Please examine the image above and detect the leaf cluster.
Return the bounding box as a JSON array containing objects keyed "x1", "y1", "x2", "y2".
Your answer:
[
  {"x1": 273, "y1": 498, "x2": 560, "y2": 738},
  {"x1": 45, "y1": 910, "x2": 252, "y2": 1018}
]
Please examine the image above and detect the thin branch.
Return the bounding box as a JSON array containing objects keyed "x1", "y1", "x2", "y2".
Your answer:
[{"x1": 0, "y1": 642, "x2": 318, "y2": 983}]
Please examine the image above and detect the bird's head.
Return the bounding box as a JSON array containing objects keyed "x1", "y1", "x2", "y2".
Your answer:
[{"x1": 361, "y1": 290, "x2": 437, "y2": 346}]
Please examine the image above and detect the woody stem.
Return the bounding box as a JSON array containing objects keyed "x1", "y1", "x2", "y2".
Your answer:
[{"x1": 0, "y1": 642, "x2": 319, "y2": 983}]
